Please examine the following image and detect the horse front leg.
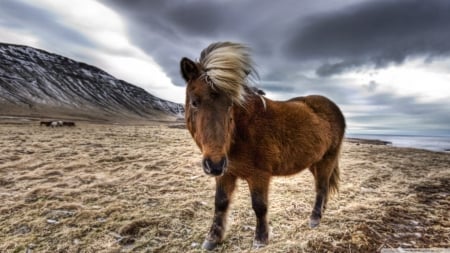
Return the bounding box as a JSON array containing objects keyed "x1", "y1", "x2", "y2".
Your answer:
[
  {"x1": 202, "y1": 173, "x2": 237, "y2": 250},
  {"x1": 247, "y1": 176, "x2": 270, "y2": 248}
]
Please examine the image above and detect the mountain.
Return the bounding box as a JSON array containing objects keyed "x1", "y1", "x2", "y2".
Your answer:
[{"x1": 0, "y1": 43, "x2": 184, "y2": 122}]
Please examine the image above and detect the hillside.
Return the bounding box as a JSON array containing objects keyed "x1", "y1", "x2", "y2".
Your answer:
[{"x1": 0, "y1": 43, "x2": 184, "y2": 121}]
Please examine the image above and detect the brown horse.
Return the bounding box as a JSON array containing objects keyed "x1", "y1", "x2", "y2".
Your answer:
[{"x1": 180, "y1": 42, "x2": 345, "y2": 250}]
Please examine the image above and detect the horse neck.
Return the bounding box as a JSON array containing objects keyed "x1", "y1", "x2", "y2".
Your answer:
[{"x1": 232, "y1": 92, "x2": 267, "y2": 130}]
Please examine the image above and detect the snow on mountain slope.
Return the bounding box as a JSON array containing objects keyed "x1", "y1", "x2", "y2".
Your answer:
[{"x1": 0, "y1": 43, "x2": 184, "y2": 121}]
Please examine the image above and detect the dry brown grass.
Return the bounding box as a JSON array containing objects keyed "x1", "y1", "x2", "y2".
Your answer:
[{"x1": 0, "y1": 121, "x2": 449, "y2": 252}]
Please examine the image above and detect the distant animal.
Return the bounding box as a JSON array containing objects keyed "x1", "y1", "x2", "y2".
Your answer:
[
  {"x1": 180, "y1": 42, "x2": 346, "y2": 250},
  {"x1": 40, "y1": 120, "x2": 75, "y2": 127},
  {"x1": 50, "y1": 121, "x2": 61, "y2": 128},
  {"x1": 40, "y1": 121, "x2": 52, "y2": 126},
  {"x1": 62, "y1": 121, "x2": 76, "y2": 127}
]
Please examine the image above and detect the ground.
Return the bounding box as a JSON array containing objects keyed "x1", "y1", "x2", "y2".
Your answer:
[{"x1": 0, "y1": 121, "x2": 449, "y2": 252}]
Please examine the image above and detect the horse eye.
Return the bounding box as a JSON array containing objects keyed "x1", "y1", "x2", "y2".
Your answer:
[{"x1": 191, "y1": 99, "x2": 200, "y2": 108}]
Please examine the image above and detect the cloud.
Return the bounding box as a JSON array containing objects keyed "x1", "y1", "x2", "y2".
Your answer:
[
  {"x1": 346, "y1": 91, "x2": 450, "y2": 135},
  {"x1": 0, "y1": 0, "x2": 95, "y2": 52},
  {"x1": 105, "y1": 0, "x2": 363, "y2": 86},
  {"x1": 316, "y1": 60, "x2": 364, "y2": 77},
  {"x1": 283, "y1": 0, "x2": 450, "y2": 76},
  {"x1": 363, "y1": 81, "x2": 378, "y2": 93}
]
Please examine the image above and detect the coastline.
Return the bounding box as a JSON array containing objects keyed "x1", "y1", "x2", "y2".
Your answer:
[
  {"x1": 347, "y1": 134, "x2": 450, "y2": 153},
  {"x1": 346, "y1": 137, "x2": 393, "y2": 146}
]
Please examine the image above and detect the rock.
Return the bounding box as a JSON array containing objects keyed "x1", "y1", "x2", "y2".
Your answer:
[{"x1": 46, "y1": 219, "x2": 59, "y2": 224}]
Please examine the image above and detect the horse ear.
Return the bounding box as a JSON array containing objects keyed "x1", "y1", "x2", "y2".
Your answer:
[{"x1": 180, "y1": 57, "x2": 200, "y2": 82}]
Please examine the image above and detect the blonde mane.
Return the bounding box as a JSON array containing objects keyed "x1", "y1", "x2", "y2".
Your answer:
[{"x1": 199, "y1": 42, "x2": 258, "y2": 106}]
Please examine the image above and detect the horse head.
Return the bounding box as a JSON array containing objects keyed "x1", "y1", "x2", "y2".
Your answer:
[
  {"x1": 180, "y1": 42, "x2": 257, "y2": 176},
  {"x1": 181, "y1": 57, "x2": 234, "y2": 176}
]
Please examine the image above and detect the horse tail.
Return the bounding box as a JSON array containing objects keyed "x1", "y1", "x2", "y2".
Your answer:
[
  {"x1": 328, "y1": 142, "x2": 342, "y2": 195},
  {"x1": 329, "y1": 159, "x2": 340, "y2": 195}
]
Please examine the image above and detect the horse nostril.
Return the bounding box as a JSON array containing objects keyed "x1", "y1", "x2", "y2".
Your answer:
[
  {"x1": 218, "y1": 157, "x2": 228, "y2": 169},
  {"x1": 202, "y1": 157, "x2": 228, "y2": 176},
  {"x1": 202, "y1": 158, "x2": 212, "y2": 174}
]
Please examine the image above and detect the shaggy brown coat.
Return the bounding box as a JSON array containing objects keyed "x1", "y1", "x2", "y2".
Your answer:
[{"x1": 180, "y1": 42, "x2": 345, "y2": 250}]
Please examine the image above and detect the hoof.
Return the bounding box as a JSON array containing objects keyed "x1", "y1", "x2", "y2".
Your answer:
[
  {"x1": 253, "y1": 240, "x2": 267, "y2": 249},
  {"x1": 202, "y1": 240, "x2": 219, "y2": 251},
  {"x1": 309, "y1": 217, "x2": 320, "y2": 228}
]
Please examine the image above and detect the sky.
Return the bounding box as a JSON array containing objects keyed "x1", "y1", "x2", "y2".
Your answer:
[{"x1": 1, "y1": 0, "x2": 449, "y2": 136}]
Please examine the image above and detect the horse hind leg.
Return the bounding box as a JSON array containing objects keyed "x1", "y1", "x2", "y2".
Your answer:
[{"x1": 309, "y1": 153, "x2": 339, "y2": 228}]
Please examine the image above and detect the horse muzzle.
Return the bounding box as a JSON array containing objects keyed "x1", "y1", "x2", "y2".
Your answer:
[{"x1": 202, "y1": 157, "x2": 228, "y2": 176}]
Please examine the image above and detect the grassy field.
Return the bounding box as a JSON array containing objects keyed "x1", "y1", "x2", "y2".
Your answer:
[{"x1": 0, "y1": 122, "x2": 448, "y2": 252}]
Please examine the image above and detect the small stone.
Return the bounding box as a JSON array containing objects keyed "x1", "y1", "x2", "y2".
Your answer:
[
  {"x1": 15, "y1": 224, "x2": 31, "y2": 234},
  {"x1": 242, "y1": 225, "x2": 255, "y2": 231},
  {"x1": 191, "y1": 242, "x2": 200, "y2": 248},
  {"x1": 97, "y1": 217, "x2": 107, "y2": 223},
  {"x1": 46, "y1": 219, "x2": 59, "y2": 224},
  {"x1": 409, "y1": 220, "x2": 419, "y2": 226}
]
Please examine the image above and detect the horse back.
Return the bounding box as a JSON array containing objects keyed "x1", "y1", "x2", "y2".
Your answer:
[{"x1": 288, "y1": 95, "x2": 346, "y2": 147}]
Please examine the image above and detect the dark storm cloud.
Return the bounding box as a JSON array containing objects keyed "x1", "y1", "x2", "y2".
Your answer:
[
  {"x1": 105, "y1": 0, "x2": 325, "y2": 86},
  {"x1": 106, "y1": 0, "x2": 450, "y2": 86},
  {"x1": 165, "y1": 2, "x2": 234, "y2": 37},
  {"x1": 284, "y1": 0, "x2": 450, "y2": 76},
  {"x1": 107, "y1": 0, "x2": 301, "y2": 39},
  {"x1": 0, "y1": 0, "x2": 95, "y2": 50},
  {"x1": 105, "y1": 0, "x2": 228, "y2": 86}
]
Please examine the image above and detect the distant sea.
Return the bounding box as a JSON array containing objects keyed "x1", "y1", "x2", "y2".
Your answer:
[{"x1": 347, "y1": 134, "x2": 450, "y2": 152}]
